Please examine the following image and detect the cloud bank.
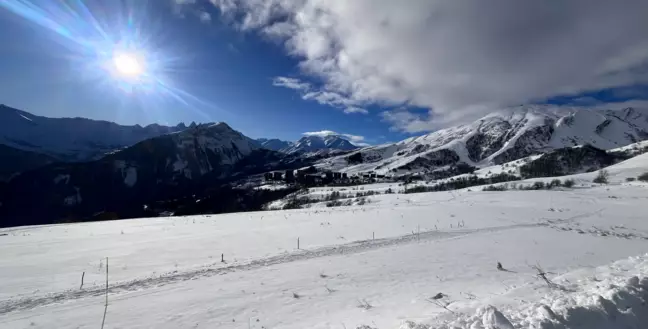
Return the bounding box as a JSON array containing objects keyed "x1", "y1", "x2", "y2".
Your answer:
[{"x1": 201, "y1": 0, "x2": 648, "y2": 132}]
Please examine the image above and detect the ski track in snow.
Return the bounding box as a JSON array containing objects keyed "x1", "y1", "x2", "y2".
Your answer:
[{"x1": 0, "y1": 222, "x2": 546, "y2": 315}]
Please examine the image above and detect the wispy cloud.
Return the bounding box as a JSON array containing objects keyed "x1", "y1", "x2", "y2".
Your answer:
[
  {"x1": 199, "y1": 12, "x2": 211, "y2": 23},
  {"x1": 272, "y1": 77, "x2": 310, "y2": 91},
  {"x1": 343, "y1": 107, "x2": 369, "y2": 115},
  {"x1": 272, "y1": 76, "x2": 368, "y2": 115},
  {"x1": 380, "y1": 109, "x2": 437, "y2": 133},
  {"x1": 191, "y1": 0, "x2": 648, "y2": 131},
  {"x1": 303, "y1": 130, "x2": 370, "y2": 146}
]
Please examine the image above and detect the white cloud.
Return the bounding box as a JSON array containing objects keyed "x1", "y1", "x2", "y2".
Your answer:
[
  {"x1": 380, "y1": 109, "x2": 437, "y2": 133},
  {"x1": 302, "y1": 130, "x2": 369, "y2": 146},
  {"x1": 272, "y1": 76, "x2": 310, "y2": 91},
  {"x1": 272, "y1": 76, "x2": 368, "y2": 115},
  {"x1": 591, "y1": 99, "x2": 648, "y2": 111},
  {"x1": 199, "y1": 0, "x2": 648, "y2": 132},
  {"x1": 199, "y1": 12, "x2": 212, "y2": 23},
  {"x1": 302, "y1": 130, "x2": 338, "y2": 138},
  {"x1": 343, "y1": 106, "x2": 369, "y2": 115}
]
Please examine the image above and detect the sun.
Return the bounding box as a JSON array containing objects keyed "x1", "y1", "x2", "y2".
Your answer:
[{"x1": 112, "y1": 52, "x2": 144, "y2": 78}]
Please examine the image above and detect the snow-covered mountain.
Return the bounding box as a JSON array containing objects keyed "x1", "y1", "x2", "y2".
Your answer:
[
  {"x1": 316, "y1": 105, "x2": 648, "y2": 175},
  {"x1": 256, "y1": 138, "x2": 293, "y2": 151},
  {"x1": 281, "y1": 135, "x2": 358, "y2": 154},
  {"x1": 0, "y1": 104, "x2": 187, "y2": 161}
]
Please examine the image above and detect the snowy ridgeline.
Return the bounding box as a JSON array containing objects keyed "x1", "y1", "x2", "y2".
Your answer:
[{"x1": 315, "y1": 106, "x2": 648, "y2": 176}]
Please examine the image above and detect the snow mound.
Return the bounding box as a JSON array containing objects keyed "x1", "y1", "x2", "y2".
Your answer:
[{"x1": 404, "y1": 254, "x2": 648, "y2": 329}]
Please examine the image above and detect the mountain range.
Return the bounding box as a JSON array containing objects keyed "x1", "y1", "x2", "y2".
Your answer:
[
  {"x1": 0, "y1": 105, "x2": 358, "y2": 180},
  {"x1": 0, "y1": 121, "x2": 311, "y2": 226},
  {"x1": 256, "y1": 138, "x2": 293, "y2": 151},
  {"x1": 316, "y1": 105, "x2": 648, "y2": 176},
  {"x1": 256, "y1": 135, "x2": 358, "y2": 154},
  {"x1": 2, "y1": 103, "x2": 648, "y2": 226},
  {"x1": 0, "y1": 104, "x2": 187, "y2": 162}
]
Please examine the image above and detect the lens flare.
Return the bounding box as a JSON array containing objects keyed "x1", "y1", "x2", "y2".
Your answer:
[
  {"x1": 112, "y1": 52, "x2": 144, "y2": 79},
  {"x1": 0, "y1": 0, "x2": 218, "y2": 121}
]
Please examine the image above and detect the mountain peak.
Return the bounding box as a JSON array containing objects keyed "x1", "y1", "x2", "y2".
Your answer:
[
  {"x1": 282, "y1": 134, "x2": 358, "y2": 154},
  {"x1": 257, "y1": 138, "x2": 293, "y2": 151}
]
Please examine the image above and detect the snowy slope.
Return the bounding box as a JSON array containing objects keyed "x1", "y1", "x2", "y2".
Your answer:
[
  {"x1": 470, "y1": 151, "x2": 648, "y2": 192},
  {"x1": 316, "y1": 105, "x2": 648, "y2": 176},
  {"x1": 0, "y1": 104, "x2": 186, "y2": 161},
  {"x1": 3, "y1": 182, "x2": 648, "y2": 328}
]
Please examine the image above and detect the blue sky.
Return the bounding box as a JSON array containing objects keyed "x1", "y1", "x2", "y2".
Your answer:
[
  {"x1": 1, "y1": 0, "x2": 647, "y2": 145},
  {"x1": 0, "y1": 0, "x2": 404, "y2": 144}
]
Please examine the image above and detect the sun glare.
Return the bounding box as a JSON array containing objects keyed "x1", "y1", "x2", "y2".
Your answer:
[{"x1": 113, "y1": 53, "x2": 144, "y2": 78}]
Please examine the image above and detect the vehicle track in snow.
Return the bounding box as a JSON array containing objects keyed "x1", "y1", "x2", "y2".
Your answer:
[{"x1": 0, "y1": 222, "x2": 545, "y2": 314}]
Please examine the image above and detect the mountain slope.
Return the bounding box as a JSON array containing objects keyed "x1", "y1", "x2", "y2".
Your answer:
[
  {"x1": 257, "y1": 138, "x2": 293, "y2": 151},
  {"x1": 282, "y1": 135, "x2": 358, "y2": 154},
  {"x1": 0, "y1": 123, "x2": 309, "y2": 226},
  {"x1": 0, "y1": 144, "x2": 57, "y2": 181},
  {"x1": 316, "y1": 105, "x2": 648, "y2": 175},
  {"x1": 0, "y1": 104, "x2": 186, "y2": 161}
]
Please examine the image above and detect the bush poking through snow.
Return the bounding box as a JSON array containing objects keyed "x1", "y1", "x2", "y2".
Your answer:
[
  {"x1": 326, "y1": 200, "x2": 344, "y2": 207},
  {"x1": 483, "y1": 184, "x2": 507, "y2": 191},
  {"x1": 562, "y1": 179, "x2": 575, "y2": 188},
  {"x1": 282, "y1": 197, "x2": 312, "y2": 210},
  {"x1": 549, "y1": 179, "x2": 562, "y2": 188},
  {"x1": 593, "y1": 170, "x2": 609, "y2": 184},
  {"x1": 324, "y1": 191, "x2": 342, "y2": 201},
  {"x1": 638, "y1": 172, "x2": 648, "y2": 182},
  {"x1": 357, "y1": 299, "x2": 373, "y2": 310},
  {"x1": 531, "y1": 264, "x2": 560, "y2": 289},
  {"x1": 626, "y1": 177, "x2": 636, "y2": 182}
]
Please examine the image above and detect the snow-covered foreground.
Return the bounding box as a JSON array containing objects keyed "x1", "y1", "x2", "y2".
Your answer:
[
  {"x1": 409, "y1": 254, "x2": 648, "y2": 328},
  {"x1": 2, "y1": 184, "x2": 648, "y2": 328}
]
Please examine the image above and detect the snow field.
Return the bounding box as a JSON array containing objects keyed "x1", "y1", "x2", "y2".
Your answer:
[
  {"x1": 0, "y1": 189, "x2": 550, "y2": 299},
  {"x1": 2, "y1": 184, "x2": 648, "y2": 328}
]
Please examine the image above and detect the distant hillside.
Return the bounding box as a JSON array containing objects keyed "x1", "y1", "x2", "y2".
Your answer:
[{"x1": 0, "y1": 104, "x2": 186, "y2": 162}]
